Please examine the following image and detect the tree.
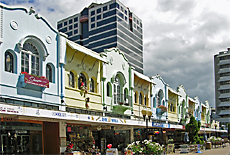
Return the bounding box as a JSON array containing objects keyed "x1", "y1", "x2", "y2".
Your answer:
[{"x1": 185, "y1": 116, "x2": 200, "y2": 144}]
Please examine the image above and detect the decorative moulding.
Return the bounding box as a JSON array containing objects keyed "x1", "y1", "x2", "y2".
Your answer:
[{"x1": 10, "y1": 21, "x2": 18, "y2": 30}]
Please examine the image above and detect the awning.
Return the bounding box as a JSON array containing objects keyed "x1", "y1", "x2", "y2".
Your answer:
[
  {"x1": 66, "y1": 39, "x2": 106, "y2": 62},
  {"x1": 134, "y1": 70, "x2": 155, "y2": 84}
]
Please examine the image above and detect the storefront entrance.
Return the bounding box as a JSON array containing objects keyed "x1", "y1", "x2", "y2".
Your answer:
[{"x1": 0, "y1": 120, "x2": 43, "y2": 154}]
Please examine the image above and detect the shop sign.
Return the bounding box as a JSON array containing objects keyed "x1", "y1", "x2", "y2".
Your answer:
[
  {"x1": 0, "y1": 105, "x2": 23, "y2": 114},
  {"x1": 22, "y1": 74, "x2": 49, "y2": 88},
  {"x1": 2, "y1": 116, "x2": 19, "y2": 122},
  {"x1": 106, "y1": 148, "x2": 118, "y2": 155},
  {"x1": 164, "y1": 128, "x2": 175, "y2": 131},
  {"x1": 152, "y1": 122, "x2": 168, "y2": 128},
  {"x1": 169, "y1": 124, "x2": 183, "y2": 129},
  {"x1": 88, "y1": 116, "x2": 126, "y2": 124},
  {"x1": 52, "y1": 111, "x2": 67, "y2": 117}
]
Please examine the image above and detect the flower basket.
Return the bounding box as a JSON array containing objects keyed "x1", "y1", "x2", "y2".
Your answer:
[
  {"x1": 158, "y1": 105, "x2": 167, "y2": 112},
  {"x1": 125, "y1": 140, "x2": 163, "y2": 155}
]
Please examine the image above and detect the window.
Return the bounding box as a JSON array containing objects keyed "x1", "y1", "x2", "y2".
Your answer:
[
  {"x1": 78, "y1": 73, "x2": 87, "y2": 89},
  {"x1": 74, "y1": 29, "x2": 78, "y2": 34},
  {"x1": 46, "y1": 64, "x2": 52, "y2": 82},
  {"x1": 109, "y1": 3, "x2": 116, "y2": 9},
  {"x1": 69, "y1": 71, "x2": 74, "y2": 88},
  {"x1": 74, "y1": 23, "x2": 78, "y2": 28},
  {"x1": 107, "y1": 83, "x2": 110, "y2": 97},
  {"x1": 134, "y1": 92, "x2": 138, "y2": 103},
  {"x1": 139, "y1": 93, "x2": 142, "y2": 105},
  {"x1": 91, "y1": 17, "x2": 95, "y2": 22},
  {"x1": 103, "y1": 6, "x2": 107, "y2": 11},
  {"x1": 69, "y1": 25, "x2": 73, "y2": 30},
  {"x1": 97, "y1": 15, "x2": 101, "y2": 20},
  {"x1": 57, "y1": 23, "x2": 62, "y2": 29},
  {"x1": 114, "y1": 76, "x2": 121, "y2": 104},
  {"x1": 144, "y1": 96, "x2": 147, "y2": 106},
  {"x1": 124, "y1": 88, "x2": 128, "y2": 103},
  {"x1": 97, "y1": 8, "x2": 101, "y2": 14},
  {"x1": 69, "y1": 19, "x2": 73, "y2": 24},
  {"x1": 5, "y1": 51, "x2": 14, "y2": 73},
  {"x1": 90, "y1": 78, "x2": 95, "y2": 92},
  {"x1": 21, "y1": 42, "x2": 39, "y2": 76},
  {"x1": 91, "y1": 10, "x2": 95, "y2": 16},
  {"x1": 74, "y1": 17, "x2": 78, "y2": 22},
  {"x1": 91, "y1": 23, "x2": 95, "y2": 29},
  {"x1": 64, "y1": 21, "x2": 67, "y2": 26}
]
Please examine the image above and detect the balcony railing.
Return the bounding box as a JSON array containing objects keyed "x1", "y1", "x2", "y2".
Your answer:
[{"x1": 113, "y1": 94, "x2": 131, "y2": 106}]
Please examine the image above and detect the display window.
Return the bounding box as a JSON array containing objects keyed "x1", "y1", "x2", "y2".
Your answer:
[
  {"x1": 0, "y1": 120, "x2": 43, "y2": 154},
  {"x1": 66, "y1": 124, "x2": 131, "y2": 154}
]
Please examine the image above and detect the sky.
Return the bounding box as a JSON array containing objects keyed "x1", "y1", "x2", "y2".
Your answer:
[{"x1": 1, "y1": 0, "x2": 230, "y2": 107}]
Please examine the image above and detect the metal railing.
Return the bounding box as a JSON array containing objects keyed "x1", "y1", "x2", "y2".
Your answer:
[{"x1": 113, "y1": 94, "x2": 131, "y2": 106}]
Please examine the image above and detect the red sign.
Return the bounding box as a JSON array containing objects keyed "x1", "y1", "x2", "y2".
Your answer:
[
  {"x1": 67, "y1": 127, "x2": 71, "y2": 132},
  {"x1": 23, "y1": 74, "x2": 49, "y2": 88}
]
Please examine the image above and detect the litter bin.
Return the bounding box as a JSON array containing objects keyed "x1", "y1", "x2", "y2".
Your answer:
[{"x1": 206, "y1": 142, "x2": 212, "y2": 149}]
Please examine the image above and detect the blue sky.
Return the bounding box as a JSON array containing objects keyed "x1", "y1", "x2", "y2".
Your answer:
[{"x1": 1, "y1": 0, "x2": 230, "y2": 107}]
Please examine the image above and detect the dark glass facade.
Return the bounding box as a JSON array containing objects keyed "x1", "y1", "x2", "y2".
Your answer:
[{"x1": 57, "y1": 0, "x2": 143, "y2": 73}]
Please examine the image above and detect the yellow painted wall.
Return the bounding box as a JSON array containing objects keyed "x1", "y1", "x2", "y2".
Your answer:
[
  {"x1": 168, "y1": 90, "x2": 178, "y2": 122},
  {"x1": 65, "y1": 44, "x2": 103, "y2": 111},
  {"x1": 133, "y1": 75, "x2": 151, "y2": 118}
]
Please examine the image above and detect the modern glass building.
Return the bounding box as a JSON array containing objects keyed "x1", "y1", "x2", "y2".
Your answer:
[
  {"x1": 214, "y1": 48, "x2": 230, "y2": 123},
  {"x1": 57, "y1": 0, "x2": 143, "y2": 73}
]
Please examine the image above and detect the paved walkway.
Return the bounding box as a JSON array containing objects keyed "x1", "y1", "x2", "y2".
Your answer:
[{"x1": 171, "y1": 143, "x2": 230, "y2": 155}]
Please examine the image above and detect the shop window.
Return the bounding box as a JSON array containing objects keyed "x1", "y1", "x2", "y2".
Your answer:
[
  {"x1": 69, "y1": 71, "x2": 74, "y2": 88},
  {"x1": 78, "y1": 73, "x2": 87, "y2": 89},
  {"x1": 90, "y1": 78, "x2": 95, "y2": 92},
  {"x1": 5, "y1": 51, "x2": 14, "y2": 73},
  {"x1": 46, "y1": 64, "x2": 53, "y2": 82},
  {"x1": 21, "y1": 42, "x2": 40, "y2": 76}
]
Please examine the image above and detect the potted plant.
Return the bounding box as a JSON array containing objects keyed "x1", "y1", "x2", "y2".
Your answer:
[
  {"x1": 158, "y1": 105, "x2": 167, "y2": 112},
  {"x1": 125, "y1": 139, "x2": 164, "y2": 155}
]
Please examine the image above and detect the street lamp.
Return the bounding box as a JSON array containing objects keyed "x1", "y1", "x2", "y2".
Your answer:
[
  {"x1": 141, "y1": 109, "x2": 152, "y2": 140},
  {"x1": 214, "y1": 123, "x2": 218, "y2": 148}
]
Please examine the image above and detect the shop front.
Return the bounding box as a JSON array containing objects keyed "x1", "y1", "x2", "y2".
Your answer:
[
  {"x1": 65, "y1": 118, "x2": 132, "y2": 154},
  {"x1": 0, "y1": 118, "x2": 43, "y2": 154}
]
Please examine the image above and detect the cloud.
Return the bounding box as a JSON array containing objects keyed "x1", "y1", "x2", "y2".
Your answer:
[{"x1": 1, "y1": 0, "x2": 230, "y2": 107}]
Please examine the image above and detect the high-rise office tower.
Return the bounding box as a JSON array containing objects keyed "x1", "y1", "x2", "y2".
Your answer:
[
  {"x1": 214, "y1": 48, "x2": 230, "y2": 123},
  {"x1": 57, "y1": 0, "x2": 143, "y2": 73}
]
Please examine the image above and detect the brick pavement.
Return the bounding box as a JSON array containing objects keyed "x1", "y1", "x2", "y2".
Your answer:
[{"x1": 171, "y1": 143, "x2": 230, "y2": 155}]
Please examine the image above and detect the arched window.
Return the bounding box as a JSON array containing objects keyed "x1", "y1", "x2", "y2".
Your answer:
[
  {"x1": 114, "y1": 76, "x2": 121, "y2": 104},
  {"x1": 78, "y1": 73, "x2": 87, "y2": 89},
  {"x1": 90, "y1": 78, "x2": 95, "y2": 92},
  {"x1": 153, "y1": 97, "x2": 156, "y2": 108},
  {"x1": 170, "y1": 103, "x2": 173, "y2": 112},
  {"x1": 134, "y1": 92, "x2": 138, "y2": 103},
  {"x1": 107, "y1": 83, "x2": 111, "y2": 97},
  {"x1": 124, "y1": 88, "x2": 128, "y2": 103},
  {"x1": 144, "y1": 96, "x2": 147, "y2": 106},
  {"x1": 46, "y1": 64, "x2": 52, "y2": 82},
  {"x1": 21, "y1": 42, "x2": 40, "y2": 75},
  {"x1": 69, "y1": 71, "x2": 74, "y2": 88},
  {"x1": 5, "y1": 51, "x2": 14, "y2": 73},
  {"x1": 139, "y1": 93, "x2": 143, "y2": 105}
]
